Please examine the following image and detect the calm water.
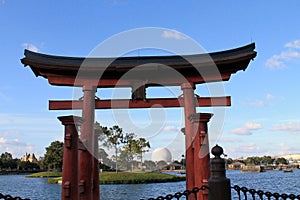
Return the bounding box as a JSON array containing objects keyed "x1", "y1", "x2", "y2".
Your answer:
[
  {"x1": 0, "y1": 174, "x2": 61, "y2": 200},
  {"x1": 0, "y1": 170, "x2": 299, "y2": 200}
]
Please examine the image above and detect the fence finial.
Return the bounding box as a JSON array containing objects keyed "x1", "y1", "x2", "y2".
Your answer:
[{"x1": 208, "y1": 145, "x2": 231, "y2": 200}]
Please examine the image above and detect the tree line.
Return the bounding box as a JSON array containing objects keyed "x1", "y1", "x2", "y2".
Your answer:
[
  {"x1": 226, "y1": 155, "x2": 288, "y2": 166},
  {"x1": 41, "y1": 123, "x2": 151, "y2": 172},
  {"x1": 0, "y1": 152, "x2": 40, "y2": 172},
  {"x1": 0, "y1": 123, "x2": 152, "y2": 172}
]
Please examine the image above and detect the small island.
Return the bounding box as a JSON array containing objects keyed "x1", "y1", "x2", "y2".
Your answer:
[{"x1": 27, "y1": 171, "x2": 185, "y2": 184}]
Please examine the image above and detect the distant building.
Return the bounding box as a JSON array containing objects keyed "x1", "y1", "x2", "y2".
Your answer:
[
  {"x1": 21, "y1": 153, "x2": 38, "y2": 163},
  {"x1": 242, "y1": 165, "x2": 265, "y2": 172},
  {"x1": 160, "y1": 162, "x2": 184, "y2": 171},
  {"x1": 228, "y1": 162, "x2": 245, "y2": 170}
]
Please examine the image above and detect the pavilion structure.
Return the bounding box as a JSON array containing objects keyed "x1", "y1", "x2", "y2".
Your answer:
[{"x1": 21, "y1": 43, "x2": 256, "y2": 200}]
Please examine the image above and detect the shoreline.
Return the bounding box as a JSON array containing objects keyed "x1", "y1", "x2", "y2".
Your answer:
[
  {"x1": 0, "y1": 170, "x2": 42, "y2": 175},
  {"x1": 26, "y1": 171, "x2": 186, "y2": 185}
]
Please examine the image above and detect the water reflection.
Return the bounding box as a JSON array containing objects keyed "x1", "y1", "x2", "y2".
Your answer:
[{"x1": 0, "y1": 170, "x2": 300, "y2": 200}]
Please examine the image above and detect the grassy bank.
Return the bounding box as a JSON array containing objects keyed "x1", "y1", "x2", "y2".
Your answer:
[
  {"x1": 26, "y1": 171, "x2": 62, "y2": 178},
  {"x1": 99, "y1": 172, "x2": 185, "y2": 184},
  {"x1": 45, "y1": 172, "x2": 185, "y2": 184},
  {"x1": 0, "y1": 170, "x2": 41, "y2": 175}
]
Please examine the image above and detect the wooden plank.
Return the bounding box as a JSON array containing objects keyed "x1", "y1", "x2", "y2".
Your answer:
[{"x1": 49, "y1": 96, "x2": 231, "y2": 110}]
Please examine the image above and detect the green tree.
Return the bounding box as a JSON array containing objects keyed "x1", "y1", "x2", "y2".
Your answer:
[
  {"x1": 98, "y1": 148, "x2": 109, "y2": 164},
  {"x1": 156, "y1": 160, "x2": 167, "y2": 169},
  {"x1": 0, "y1": 152, "x2": 13, "y2": 161},
  {"x1": 42, "y1": 141, "x2": 63, "y2": 171},
  {"x1": 118, "y1": 150, "x2": 131, "y2": 170},
  {"x1": 134, "y1": 138, "x2": 150, "y2": 167},
  {"x1": 19, "y1": 161, "x2": 40, "y2": 171},
  {"x1": 97, "y1": 124, "x2": 151, "y2": 172},
  {"x1": 95, "y1": 122, "x2": 107, "y2": 145},
  {"x1": 245, "y1": 156, "x2": 261, "y2": 165},
  {"x1": 122, "y1": 133, "x2": 137, "y2": 171},
  {"x1": 5, "y1": 159, "x2": 18, "y2": 170},
  {"x1": 226, "y1": 158, "x2": 234, "y2": 165},
  {"x1": 99, "y1": 148, "x2": 113, "y2": 170},
  {"x1": 276, "y1": 157, "x2": 288, "y2": 165},
  {"x1": 0, "y1": 152, "x2": 18, "y2": 170},
  {"x1": 261, "y1": 156, "x2": 274, "y2": 165},
  {"x1": 144, "y1": 160, "x2": 156, "y2": 171},
  {"x1": 102, "y1": 125, "x2": 124, "y2": 172}
]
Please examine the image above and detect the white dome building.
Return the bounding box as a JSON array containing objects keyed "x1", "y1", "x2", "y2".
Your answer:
[{"x1": 151, "y1": 147, "x2": 172, "y2": 163}]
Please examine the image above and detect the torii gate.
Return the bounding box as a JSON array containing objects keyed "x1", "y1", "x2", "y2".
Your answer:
[{"x1": 21, "y1": 43, "x2": 256, "y2": 200}]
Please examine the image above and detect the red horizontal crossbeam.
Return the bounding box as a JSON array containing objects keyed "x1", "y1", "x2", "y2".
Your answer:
[
  {"x1": 49, "y1": 96, "x2": 231, "y2": 110},
  {"x1": 46, "y1": 74, "x2": 231, "y2": 87}
]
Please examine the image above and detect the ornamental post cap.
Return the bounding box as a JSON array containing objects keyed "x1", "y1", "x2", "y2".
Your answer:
[{"x1": 211, "y1": 144, "x2": 223, "y2": 158}]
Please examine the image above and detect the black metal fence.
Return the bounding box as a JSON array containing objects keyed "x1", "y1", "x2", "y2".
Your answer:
[
  {"x1": 140, "y1": 186, "x2": 208, "y2": 200},
  {"x1": 143, "y1": 185, "x2": 300, "y2": 200},
  {"x1": 232, "y1": 185, "x2": 300, "y2": 200},
  {"x1": 0, "y1": 192, "x2": 30, "y2": 200}
]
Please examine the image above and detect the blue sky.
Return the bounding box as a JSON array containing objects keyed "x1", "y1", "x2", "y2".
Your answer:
[{"x1": 1, "y1": 1, "x2": 300, "y2": 160}]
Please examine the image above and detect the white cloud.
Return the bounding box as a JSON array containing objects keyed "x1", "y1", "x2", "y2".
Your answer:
[
  {"x1": 241, "y1": 94, "x2": 274, "y2": 107},
  {"x1": 244, "y1": 122, "x2": 263, "y2": 130},
  {"x1": 0, "y1": 137, "x2": 7, "y2": 144},
  {"x1": 285, "y1": 40, "x2": 300, "y2": 49},
  {"x1": 230, "y1": 128, "x2": 251, "y2": 135},
  {"x1": 242, "y1": 100, "x2": 266, "y2": 107},
  {"x1": 266, "y1": 40, "x2": 300, "y2": 69},
  {"x1": 281, "y1": 51, "x2": 300, "y2": 59},
  {"x1": 265, "y1": 57, "x2": 286, "y2": 69},
  {"x1": 218, "y1": 137, "x2": 243, "y2": 143},
  {"x1": 226, "y1": 143, "x2": 263, "y2": 157},
  {"x1": 230, "y1": 122, "x2": 263, "y2": 135},
  {"x1": 0, "y1": 137, "x2": 35, "y2": 158},
  {"x1": 266, "y1": 93, "x2": 274, "y2": 100},
  {"x1": 270, "y1": 121, "x2": 300, "y2": 132},
  {"x1": 239, "y1": 143, "x2": 261, "y2": 153},
  {"x1": 278, "y1": 143, "x2": 294, "y2": 151},
  {"x1": 226, "y1": 142, "x2": 300, "y2": 158},
  {"x1": 161, "y1": 125, "x2": 180, "y2": 132},
  {"x1": 277, "y1": 143, "x2": 300, "y2": 155},
  {"x1": 22, "y1": 43, "x2": 39, "y2": 52},
  {"x1": 0, "y1": 130, "x2": 22, "y2": 137},
  {"x1": 162, "y1": 30, "x2": 187, "y2": 40}
]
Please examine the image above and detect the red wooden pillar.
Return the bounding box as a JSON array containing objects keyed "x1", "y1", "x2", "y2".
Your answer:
[
  {"x1": 93, "y1": 129, "x2": 100, "y2": 199},
  {"x1": 79, "y1": 85, "x2": 96, "y2": 200},
  {"x1": 58, "y1": 115, "x2": 83, "y2": 200},
  {"x1": 189, "y1": 113, "x2": 213, "y2": 200},
  {"x1": 181, "y1": 82, "x2": 196, "y2": 199}
]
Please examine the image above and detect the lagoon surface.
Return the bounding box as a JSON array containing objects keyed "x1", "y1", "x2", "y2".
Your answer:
[{"x1": 0, "y1": 170, "x2": 299, "y2": 200}]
